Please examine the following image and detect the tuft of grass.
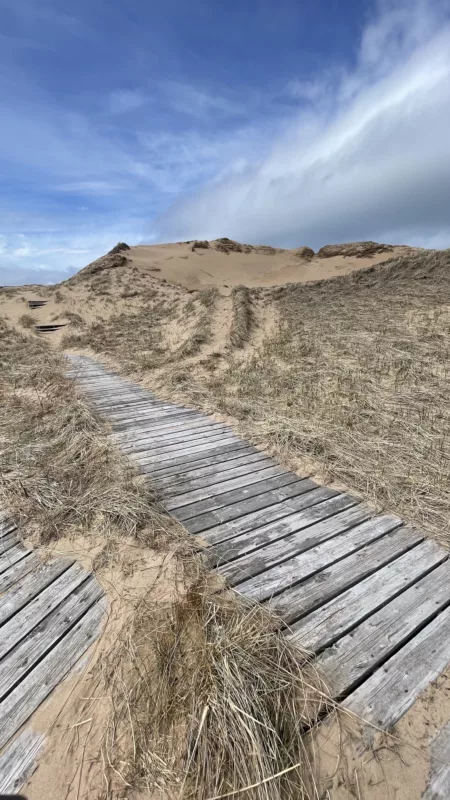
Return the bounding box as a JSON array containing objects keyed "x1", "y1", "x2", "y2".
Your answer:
[
  {"x1": 177, "y1": 287, "x2": 219, "y2": 358},
  {"x1": 229, "y1": 285, "x2": 253, "y2": 348},
  {"x1": 99, "y1": 576, "x2": 328, "y2": 799},
  {"x1": 18, "y1": 313, "x2": 36, "y2": 329},
  {"x1": 0, "y1": 320, "x2": 163, "y2": 545}
]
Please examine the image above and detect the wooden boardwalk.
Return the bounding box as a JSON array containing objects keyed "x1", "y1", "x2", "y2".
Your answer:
[
  {"x1": 0, "y1": 511, "x2": 106, "y2": 792},
  {"x1": 68, "y1": 354, "x2": 450, "y2": 733}
]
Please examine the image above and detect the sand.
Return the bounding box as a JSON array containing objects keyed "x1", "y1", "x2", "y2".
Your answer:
[{"x1": 128, "y1": 240, "x2": 418, "y2": 291}]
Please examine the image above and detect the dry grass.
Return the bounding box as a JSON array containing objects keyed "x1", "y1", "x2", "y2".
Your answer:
[
  {"x1": 60, "y1": 248, "x2": 450, "y2": 543},
  {"x1": 177, "y1": 287, "x2": 218, "y2": 357},
  {"x1": 18, "y1": 312, "x2": 36, "y2": 328},
  {"x1": 203, "y1": 250, "x2": 450, "y2": 542},
  {"x1": 98, "y1": 576, "x2": 328, "y2": 800},
  {"x1": 0, "y1": 321, "x2": 163, "y2": 545},
  {"x1": 229, "y1": 285, "x2": 253, "y2": 348}
]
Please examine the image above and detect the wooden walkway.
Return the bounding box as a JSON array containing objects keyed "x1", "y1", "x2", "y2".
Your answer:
[
  {"x1": 0, "y1": 511, "x2": 106, "y2": 792},
  {"x1": 68, "y1": 355, "x2": 450, "y2": 733}
]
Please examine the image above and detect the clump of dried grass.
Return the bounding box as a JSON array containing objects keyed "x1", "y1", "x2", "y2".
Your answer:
[
  {"x1": 18, "y1": 312, "x2": 36, "y2": 328},
  {"x1": 0, "y1": 321, "x2": 158, "y2": 544},
  {"x1": 229, "y1": 285, "x2": 253, "y2": 348},
  {"x1": 177, "y1": 288, "x2": 219, "y2": 358},
  {"x1": 100, "y1": 577, "x2": 328, "y2": 799}
]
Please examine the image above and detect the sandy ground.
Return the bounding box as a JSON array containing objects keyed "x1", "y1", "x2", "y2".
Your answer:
[
  {"x1": 129, "y1": 241, "x2": 417, "y2": 290},
  {"x1": 21, "y1": 532, "x2": 181, "y2": 800}
]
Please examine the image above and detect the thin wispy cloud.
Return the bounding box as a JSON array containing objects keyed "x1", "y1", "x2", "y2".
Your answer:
[{"x1": 1, "y1": 0, "x2": 449, "y2": 285}]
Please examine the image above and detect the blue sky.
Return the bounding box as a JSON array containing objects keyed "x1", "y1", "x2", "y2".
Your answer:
[{"x1": 1, "y1": 0, "x2": 450, "y2": 285}]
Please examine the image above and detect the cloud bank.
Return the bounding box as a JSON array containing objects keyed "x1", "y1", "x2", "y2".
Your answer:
[{"x1": 155, "y1": 1, "x2": 450, "y2": 250}]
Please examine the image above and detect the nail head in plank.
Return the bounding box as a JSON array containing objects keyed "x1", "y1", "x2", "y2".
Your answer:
[
  {"x1": 344, "y1": 602, "x2": 450, "y2": 730},
  {"x1": 227, "y1": 510, "x2": 391, "y2": 593},
  {"x1": 266, "y1": 527, "x2": 423, "y2": 624},
  {"x1": 0, "y1": 598, "x2": 107, "y2": 750},
  {"x1": 0, "y1": 577, "x2": 103, "y2": 699},
  {"x1": 319, "y1": 558, "x2": 450, "y2": 697},
  {"x1": 289, "y1": 538, "x2": 448, "y2": 653},
  {"x1": 209, "y1": 493, "x2": 360, "y2": 567},
  {"x1": 184, "y1": 478, "x2": 318, "y2": 535}
]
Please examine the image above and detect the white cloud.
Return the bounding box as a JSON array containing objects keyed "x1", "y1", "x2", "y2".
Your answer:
[{"x1": 155, "y1": 0, "x2": 450, "y2": 250}]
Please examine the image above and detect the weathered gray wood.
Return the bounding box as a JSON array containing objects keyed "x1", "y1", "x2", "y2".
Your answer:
[
  {"x1": 0, "y1": 563, "x2": 88, "y2": 660},
  {"x1": 289, "y1": 538, "x2": 447, "y2": 652},
  {"x1": 185, "y1": 478, "x2": 318, "y2": 535},
  {"x1": 173, "y1": 472, "x2": 299, "y2": 522},
  {"x1": 318, "y1": 559, "x2": 450, "y2": 698},
  {"x1": 133, "y1": 435, "x2": 242, "y2": 465},
  {"x1": 158, "y1": 456, "x2": 275, "y2": 496},
  {"x1": 0, "y1": 532, "x2": 20, "y2": 554},
  {"x1": 113, "y1": 413, "x2": 207, "y2": 440},
  {"x1": 0, "y1": 520, "x2": 16, "y2": 539},
  {"x1": 0, "y1": 558, "x2": 74, "y2": 626},
  {"x1": 223, "y1": 509, "x2": 389, "y2": 590},
  {"x1": 201, "y1": 483, "x2": 329, "y2": 545},
  {"x1": 119, "y1": 419, "x2": 228, "y2": 447},
  {"x1": 142, "y1": 444, "x2": 259, "y2": 479},
  {"x1": 0, "y1": 576, "x2": 103, "y2": 698},
  {"x1": 423, "y1": 721, "x2": 450, "y2": 799},
  {"x1": 208, "y1": 494, "x2": 361, "y2": 568},
  {"x1": 0, "y1": 545, "x2": 30, "y2": 575},
  {"x1": 125, "y1": 430, "x2": 237, "y2": 457},
  {"x1": 113, "y1": 408, "x2": 197, "y2": 430},
  {"x1": 165, "y1": 465, "x2": 288, "y2": 511},
  {"x1": 0, "y1": 598, "x2": 107, "y2": 749},
  {"x1": 107, "y1": 401, "x2": 188, "y2": 421},
  {"x1": 266, "y1": 527, "x2": 423, "y2": 623},
  {"x1": 344, "y1": 603, "x2": 450, "y2": 729},
  {"x1": 0, "y1": 552, "x2": 40, "y2": 593},
  {"x1": 0, "y1": 729, "x2": 46, "y2": 793},
  {"x1": 120, "y1": 423, "x2": 231, "y2": 452}
]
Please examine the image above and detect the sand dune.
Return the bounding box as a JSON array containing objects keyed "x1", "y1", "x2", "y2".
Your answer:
[{"x1": 128, "y1": 238, "x2": 419, "y2": 290}]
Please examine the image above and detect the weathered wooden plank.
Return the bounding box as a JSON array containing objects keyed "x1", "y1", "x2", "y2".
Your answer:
[
  {"x1": 0, "y1": 520, "x2": 16, "y2": 539},
  {"x1": 344, "y1": 603, "x2": 450, "y2": 729},
  {"x1": 266, "y1": 527, "x2": 423, "y2": 624},
  {"x1": 94, "y1": 396, "x2": 161, "y2": 412},
  {"x1": 0, "y1": 729, "x2": 46, "y2": 794},
  {"x1": 0, "y1": 598, "x2": 107, "y2": 750},
  {"x1": 157, "y1": 455, "x2": 275, "y2": 496},
  {"x1": 0, "y1": 563, "x2": 88, "y2": 660},
  {"x1": 120, "y1": 423, "x2": 231, "y2": 453},
  {"x1": 133, "y1": 435, "x2": 242, "y2": 466},
  {"x1": 125, "y1": 430, "x2": 237, "y2": 458},
  {"x1": 0, "y1": 577, "x2": 103, "y2": 698},
  {"x1": 106, "y1": 402, "x2": 187, "y2": 422},
  {"x1": 113, "y1": 413, "x2": 208, "y2": 440},
  {"x1": 423, "y1": 721, "x2": 450, "y2": 800},
  {"x1": 208, "y1": 494, "x2": 361, "y2": 567},
  {"x1": 0, "y1": 532, "x2": 20, "y2": 554},
  {"x1": 184, "y1": 478, "x2": 319, "y2": 535},
  {"x1": 173, "y1": 472, "x2": 299, "y2": 522},
  {"x1": 289, "y1": 538, "x2": 447, "y2": 652},
  {"x1": 0, "y1": 553, "x2": 40, "y2": 593},
  {"x1": 318, "y1": 559, "x2": 450, "y2": 698},
  {"x1": 223, "y1": 508, "x2": 386, "y2": 590},
  {"x1": 113, "y1": 411, "x2": 201, "y2": 433},
  {"x1": 200, "y1": 483, "x2": 329, "y2": 545},
  {"x1": 0, "y1": 545, "x2": 30, "y2": 576},
  {"x1": 142, "y1": 444, "x2": 259, "y2": 479},
  {"x1": 113, "y1": 408, "x2": 197, "y2": 430},
  {"x1": 165, "y1": 465, "x2": 288, "y2": 511},
  {"x1": 0, "y1": 558, "x2": 74, "y2": 626},
  {"x1": 119, "y1": 419, "x2": 227, "y2": 446}
]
